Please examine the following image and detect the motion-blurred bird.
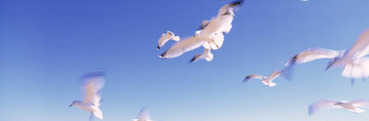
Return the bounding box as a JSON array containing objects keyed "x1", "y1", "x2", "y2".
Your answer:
[
  {"x1": 189, "y1": 48, "x2": 213, "y2": 63},
  {"x1": 159, "y1": 0, "x2": 243, "y2": 59},
  {"x1": 133, "y1": 108, "x2": 152, "y2": 121},
  {"x1": 157, "y1": 31, "x2": 180, "y2": 50},
  {"x1": 70, "y1": 71, "x2": 105, "y2": 121},
  {"x1": 243, "y1": 69, "x2": 285, "y2": 87},
  {"x1": 286, "y1": 29, "x2": 369, "y2": 80},
  {"x1": 308, "y1": 99, "x2": 369, "y2": 115}
]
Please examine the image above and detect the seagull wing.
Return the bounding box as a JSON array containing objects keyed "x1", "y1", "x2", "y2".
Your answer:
[
  {"x1": 308, "y1": 100, "x2": 340, "y2": 115},
  {"x1": 344, "y1": 29, "x2": 369, "y2": 59},
  {"x1": 243, "y1": 74, "x2": 265, "y2": 83},
  {"x1": 82, "y1": 72, "x2": 105, "y2": 106},
  {"x1": 287, "y1": 48, "x2": 340, "y2": 65},
  {"x1": 158, "y1": 34, "x2": 172, "y2": 49},
  {"x1": 217, "y1": 0, "x2": 244, "y2": 16},
  {"x1": 350, "y1": 99, "x2": 369, "y2": 108},
  {"x1": 137, "y1": 108, "x2": 150, "y2": 121},
  {"x1": 265, "y1": 70, "x2": 282, "y2": 82},
  {"x1": 160, "y1": 36, "x2": 204, "y2": 59}
]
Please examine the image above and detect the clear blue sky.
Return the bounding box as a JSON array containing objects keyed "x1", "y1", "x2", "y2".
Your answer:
[{"x1": 1, "y1": 0, "x2": 369, "y2": 121}]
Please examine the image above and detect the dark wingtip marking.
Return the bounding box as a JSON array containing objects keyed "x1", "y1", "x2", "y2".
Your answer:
[
  {"x1": 189, "y1": 57, "x2": 197, "y2": 63},
  {"x1": 159, "y1": 52, "x2": 167, "y2": 59},
  {"x1": 230, "y1": 0, "x2": 244, "y2": 6},
  {"x1": 243, "y1": 76, "x2": 251, "y2": 83},
  {"x1": 157, "y1": 46, "x2": 160, "y2": 50}
]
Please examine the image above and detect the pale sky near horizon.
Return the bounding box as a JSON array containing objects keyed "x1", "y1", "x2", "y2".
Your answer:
[{"x1": 2, "y1": 0, "x2": 369, "y2": 121}]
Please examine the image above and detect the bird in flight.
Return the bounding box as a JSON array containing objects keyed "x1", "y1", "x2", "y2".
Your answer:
[
  {"x1": 69, "y1": 71, "x2": 106, "y2": 121},
  {"x1": 285, "y1": 29, "x2": 369, "y2": 82},
  {"x1": 243, "y1": 68, "x2": 290, "y2": 87},
  {"x1": 308, "y1": 99, "x2": 369, "y2": 115},
  {"x1": 159, "y1": 0, "x2": 244, "y2": 60}
]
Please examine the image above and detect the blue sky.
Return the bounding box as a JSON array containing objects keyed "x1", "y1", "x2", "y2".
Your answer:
[{"x1": 1, "y1": 0, "x2": 369, "y2": 121}]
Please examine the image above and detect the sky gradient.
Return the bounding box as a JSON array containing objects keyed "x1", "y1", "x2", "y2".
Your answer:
[{"x1": 2, "y1": 0, "x2": 369, "y2": 121}]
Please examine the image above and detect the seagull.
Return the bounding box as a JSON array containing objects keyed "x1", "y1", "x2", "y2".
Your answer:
[
  {"x1": 286, "y1": 29, "x2": 369, "y2": 80},
  {"x1": 301, "y1": 0, "x2": 308, "y2": 2},
  {"x1": 69, "y1": 71, "x2": 105, "y2": 121},
  {"x1": 308, "y1": 99, "x2": 369, "y2": 115},
  {"x1": 157, "y1": 31, "x2": 180, "y2": 50},
  {"x1": 133, "y1": 108, "x2": 152, "y2": 121},
  {"x1": 243, "y1": 69, "x2": 286, "y2": 87},
  {"x1": 189, "y1": 48, "x2": 213, "y2": 63},
  {"x1": 159, "y1": 0, "x2": 243, "y2": 59}
]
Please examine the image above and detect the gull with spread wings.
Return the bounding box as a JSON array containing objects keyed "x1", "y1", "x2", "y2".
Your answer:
[
  {"x1": 159, "y1": 0, "x2": 243, "y2": 59},
  {"x1": 286, "y1": 29, "x2": 369, "y2": 81},
  {"x1": 69, "y1": 71, "x2": 105, "y2": 121},
  {"x1": 308, "y1": 99, "x2": 369, "y2": 115}
]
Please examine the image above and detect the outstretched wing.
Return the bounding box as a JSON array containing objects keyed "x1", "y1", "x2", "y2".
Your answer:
[
  {"x1": 286, "y1": 48, "x2": 340, "y2": 66},
  {"x1": 308, "y1": 100, "x2": 339, "y2": 115},
  {"x1": 344, "y1": 29, "x2": 369, "y2": 59},
  {"x1": 82, "y1": 71, "x2": 106, "y2": 106},
  {"x1": 243, "y1": 74, "x2": 265, "y2": 83},
  {"x1": 217, "y1": 0, "x2": 244, "y2": 16},
  {"x1": 160, "y1": 36, "x2": 204, "y2": 59}
]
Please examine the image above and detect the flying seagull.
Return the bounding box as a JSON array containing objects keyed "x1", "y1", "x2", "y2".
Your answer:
[
  {"x1": 157, "y1": 31, "x2": 180, "y2": 50},
  {"x1": 133, "y1": 108, "x2": 152, "y2": 121},
  {"x1": 69, "y1": 71, "x2": 105, "y2": 121},
  {"x1": 189, "y1": 48, "x2": 214, "y2": 63},
  {"x1": 243, "y1": 69, "x2": 286, "y2": 87},
  {"x1": 286, "y1": 29, "x2": 369, "y2": 80},
  {"x1": 159, "y1": 0, "x2": 243, "y2": 59},
  {"x1": 308, "y1": 99, "x2": 369, "y2": 115}
]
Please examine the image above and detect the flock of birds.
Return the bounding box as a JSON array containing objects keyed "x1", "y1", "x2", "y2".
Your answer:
[{"x1": 69, "y1": 0, "x2": 369, "y2": 120}]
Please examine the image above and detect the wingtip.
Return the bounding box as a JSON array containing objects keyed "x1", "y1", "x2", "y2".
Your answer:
[
  {"x1": 159, "y1": 52, "x2": 167, "y2": 59},
  {"x1": 189, "y1": 57, "x2": 197, "y2": 63},
  {"x1": 230, "y1": 0, "x2": 244, "y2": 6},
  {"x1": 157, "y1": 46, "x2": 160, "y2": 50},
  {"x1": 243, "y1": 77, "x2": 251, "y2": 83}
]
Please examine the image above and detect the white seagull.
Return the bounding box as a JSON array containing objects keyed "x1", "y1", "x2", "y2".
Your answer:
[
  {"x1": 243, "y1": 69, "x2": 286, "y2": 87},
  {"x1": 286, "y1": 29, "x2": 369, "y2": 80},
  {"x1": 70, "y1": 71, "x2": 105, "y2": 121},
  {"x1": 189, "y1": 48, "x2": 214, "y2": 63},
  {"x1": 308, "y1": 99, "x2": 369, "y2": 115},
  {"x1": 133, "y1": 108, "x2": 152, "y2": 121},
  {"x1": 157, "y1": 31, "x2": 180, "y2": 50},
  {"x1": 159, "y1": 0, "x2": 243, "y2": 59}
]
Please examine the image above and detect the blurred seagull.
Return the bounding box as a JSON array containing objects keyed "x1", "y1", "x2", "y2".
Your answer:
[
  {"x1": 133, "y1": 108, "x2": 152, "y2": 121},
  {"x1": 159, "y1": 0, "x2": 243, "y2": 59},
  {"x1": 285, "y1": 48, "x2": 342, "y2": 66},
  {"x1": 308, "y1": 99, "x2": 369, "y2": 115},
  {"x1": 70, "y1": 71, "x2": 105, "y2": 121},
  {"x1": 286, "y1": 29, "x2": 369, "y2": 80},
  {"x1": 157, "y1": 31, "x2": 180, "y2": 50},
  {"x1": 243, "y1": 69, "x2": 285, "y2": 87},
  {"x1": 189, "y1": 48, "x2": 213, "y2": 63}
]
